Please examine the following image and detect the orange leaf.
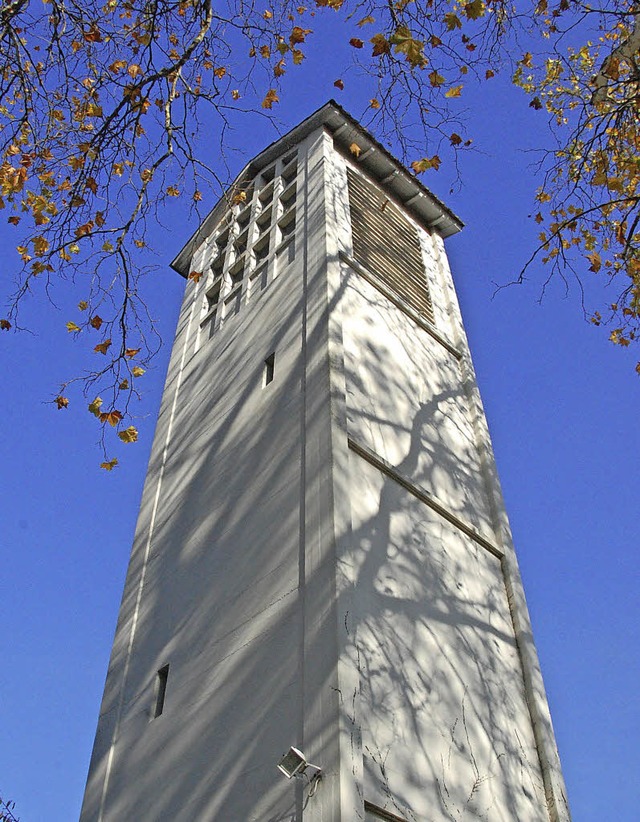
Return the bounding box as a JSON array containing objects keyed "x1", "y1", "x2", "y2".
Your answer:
[
  {"x1": 262, "y1": 89, "x2": 279, "y2": 109},
  {"x1": 94, "y1": 338, "x2": 112, "y2": 354},
  {"x1": 189, "y1": 270, "x2": 203, "y2": 283},
  {"x1": 125, "y1": 347, "x2": 140, "y2": 358},
  {"x1": 101, "y1": 458, "x2": 118, "y2": 471},
  {"x1": 99, "y1": 409, "x2": 123, "y2": 426}
]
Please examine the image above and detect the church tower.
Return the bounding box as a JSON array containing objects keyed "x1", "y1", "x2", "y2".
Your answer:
[{"x1": 80, "y1": 102, "x2": 570, "y2": 822}]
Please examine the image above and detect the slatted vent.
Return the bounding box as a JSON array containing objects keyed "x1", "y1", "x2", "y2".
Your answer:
[{"x1": 347, "y1": 168, "x2": 434, "y2": 324}]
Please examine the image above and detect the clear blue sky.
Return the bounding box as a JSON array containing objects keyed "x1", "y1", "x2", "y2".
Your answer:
[{"x1": 1, "y1": 19, "x2": 639, "y2": 821}]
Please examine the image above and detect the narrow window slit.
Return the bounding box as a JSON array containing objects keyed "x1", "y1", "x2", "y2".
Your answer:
[
  {"x1": 153, "y1": 664, "x2": 169, "y2": 718},
  {"x1": 263, "y1": 352, "x2": 275, "y2": 386}
]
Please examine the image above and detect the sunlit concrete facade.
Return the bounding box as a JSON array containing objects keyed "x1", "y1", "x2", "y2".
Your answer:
[{"x1": 80, "y1": 102, "x2": 570, "y2": 822}]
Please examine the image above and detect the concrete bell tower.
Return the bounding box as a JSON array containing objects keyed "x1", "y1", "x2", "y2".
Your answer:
[{"x1": 80, "y1": 102, "x2": 570, "y2": 822}]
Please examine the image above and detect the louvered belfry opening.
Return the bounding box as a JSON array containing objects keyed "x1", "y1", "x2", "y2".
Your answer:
[{"x1": 347, "y1": 167, "x2": 434, "y2": 325}]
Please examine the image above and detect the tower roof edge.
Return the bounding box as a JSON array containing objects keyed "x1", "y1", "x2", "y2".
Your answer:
[{"x1": 171, "y1": 100, "x2": 464, "y2": 277}]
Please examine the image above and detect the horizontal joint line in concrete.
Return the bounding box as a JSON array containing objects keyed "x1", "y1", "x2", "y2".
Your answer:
[
  {"x1": 339, "y1": 251, "x2": 462, "y2": 360},
  {"x1": 347, "y1": 436, "x2": 503, "y2": 560}
]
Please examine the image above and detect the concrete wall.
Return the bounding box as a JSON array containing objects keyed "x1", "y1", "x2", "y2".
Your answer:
[{"x1": 81, "y1": 124, "x2": 568, "y2": 822}]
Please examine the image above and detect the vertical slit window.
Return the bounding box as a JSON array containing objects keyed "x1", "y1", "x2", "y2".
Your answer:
[
  {"x1": 153, "y1": 664, "x2": 169, "y2": 718},
  {"x1": 263, "y1": 352, "x2": 275, "y2": 386}
]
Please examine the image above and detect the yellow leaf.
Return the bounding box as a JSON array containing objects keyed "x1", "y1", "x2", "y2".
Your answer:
[
  {"x1": 118, "y1": 425, "x2": 139, "y2": 443},
  {"x1": 88, "y1": 397, "x2": 103, "y2": 416},
  {"x1": 127, "y1": 64, "x2": 143, "y2": 78},
  {"x1": 100, "y1": 458, "x2": 118, "y2": 471},
  {"x1": 357, "y1": 15, "x2": 375, "y2": 26},
  {"x1": 428, "y1": 70, "x2": 445, "y2": 87},
  {"x1": 370, "y1": 98, "x2": 380, "y2": 109},
  {"x1": 78, "y1": 301, "x2": 88, "y2": 311},
  {"x1": 411, "y1": 155, "x2": 441, "y2": 173},
  {"x1": 232, "y1": 89, "x2": 240, "y2": 100},
  {"x1": 132, "y1": 365, "x2": 145, "y2": 377},
  {"x1": 166, "y1": 185, "x2": 180, "y2": 196},
  {"x1": 349, "y1": 143, "x2": 362, "y2": 158},
  {"x1": 33, "y1": 236, "x2": 49, "y2": 256},
  {"x1": 214, "y1": 66, "x2": 226, "y2": 79},
  {"x1": 66, "y1": 321, "x2": 81, "y2": 332},
  {"x1": 445, "y1": 85, "x2": 463, "y2": 98},
  {"x1": 263, "y1": 9, "x2": 273, "y2": 18},
  {"x1": 388, "y1": 26, "x2": 426, "y2": 68},
  {"x1": 260, "y1": 45, "x2": 271, "y2": 59}
]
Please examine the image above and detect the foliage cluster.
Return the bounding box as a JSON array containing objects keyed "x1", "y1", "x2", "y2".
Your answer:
[{"x1": 0, "y1": 0, "x2": 637, "y2": 462}]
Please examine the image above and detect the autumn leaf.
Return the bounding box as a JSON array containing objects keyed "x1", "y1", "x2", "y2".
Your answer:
[
  {"x1": 88, "y1": 397, "x2": 103, "y2": 417},
  {"x1": 89, "y1": 315, "x2": 103, "y2": 330},
  {"x1": 100, "y1": 409, "x2": 123, "y2": 426},
  {"x1": 66, "y1": 321, "x2": 81, "y2": 333},
  {"x1": 449, "y1": 133, "x2": 463, "y2": 146},
  {"x1": 444, "y1": 12, "x2": 462, "y2": 30},
  {"x1": 166, "y1": 185, "x2": 180, "y2": 196},
  {"x1": 262, "y1": 89, "x2": 279, "y2": 109},
  {"x1": 119, "y1": 379, "x2": 129, "y2": 390},
  {"x1": 125, "y1": 348, "x2": 140, "y2": 358},
  {"x1": 411, "y1": 155, "x2": 441, "y2": 173},
  {"x1": 263, "y1": 9, "x2": 273, "y2": 19},
  {"x1": 334, "y1": 79, "x2": 344, "y2": 90},
  {"x1": 529, "y1": 97, "x2": 543, "y2": 110},
  {"x1": 464, "y1": 0, "x2": 486, "y2": 19},
  {"x1": 0, "y1": 319, "x2": 11, "y2": 330},
  {"x1": 274, "y1": 59, "x2": 286, "y2": 77},
  {"x1": 100, "y1": 458, "x2": 118, "y2": 471},
  {"x1": 358, "y1": 15, "x2": 375, "y2": 26},
  {"x1": 94, "y1": 339, "x2": 112, "y2": 354},
  {"x1": 189, "y1": 271, "x2": 203, "y2": 283},
  {"x1": 349, "y1": 143, "x2": 362, "y2": 158},
  {"x1": 290, "y1": 26, "x2": 312, "y2": 46},
  {"x1": 370, "y1": 98, "x2": 380, "y2": 109},
  {"x1": 587, "y1": 251, "x2": 602, "y2": 273},
  {"x1": 445, "y1": 85, "x2": 463, "y2": 98},
  {"x1": 388, "y1": 27, "x2": 426, "y2": 68},
  {"x1": 55, "y1": 396, "x2": 69, "y2": 409},
  {"x1": 118, "y1": 425, "x2": 139, "y2": 443},
  {"x1": 214, "y1": 66, "x2": 227, "y2": 79},
  {"x1": 132, "y1": 365, "x2": 145, "y2": 377},
  {"x1": 349, "y1": 38, "x2": 364, "y2": 49},
  {"x1": 370, "y1": 33, "x2": 390, "y2": 57},
  {"x1": 7, "y1": 215, "x2": 20, "y2": 225},
  {"x1": 485, "y1": 69, "x2": 495, "y2": 79},
  {"x1": 428, "y1": 70, "x2": 445, "y2": 88}
]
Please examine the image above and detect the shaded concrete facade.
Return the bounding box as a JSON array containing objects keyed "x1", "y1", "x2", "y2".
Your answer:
[{"x1": 80, "y1": 103, "x2": 570, "y2": 821}]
